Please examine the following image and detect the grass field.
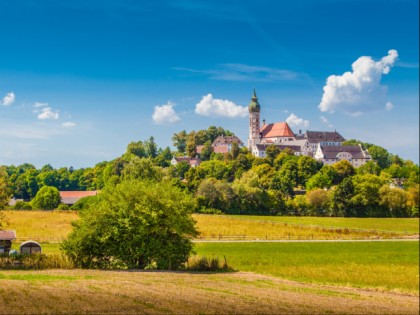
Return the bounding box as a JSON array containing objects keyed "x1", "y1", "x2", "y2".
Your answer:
[
  {"x1": 3, "y1": 211, "x2": 78, "y2": 243},
  {"x1": 2, "y1": 211, "x2": 419, "y2": 314},
  {"x1": 230, "y1": 215, "x2": 420, "y2": 234},
  {"x1": 0, "y1": 269, "x2": 418, "y2": 314},
  {"x1": 3, "y1": 211, "x2": 418, "y2": 243},
  {"x1": 195, "y1": 241, "x2": 419, "y2": 294},
  {"x1": 194, "y1": 214, "x2": 419, "y2": 240},
  {"x1": 10, "y1": 240, "x2": 419, "y2": 295}
]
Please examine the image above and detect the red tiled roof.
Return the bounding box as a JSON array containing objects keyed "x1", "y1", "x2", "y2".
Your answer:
[
  {"x1": 261, "y1": 122, "x2": 294, "y2": 138},
  {"x1": 0, "y1": 230, "x2": 16, "y2": 241}
]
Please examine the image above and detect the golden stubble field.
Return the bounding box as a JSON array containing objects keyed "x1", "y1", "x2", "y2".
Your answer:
[{"x1": 0, "y1": 269, "x2": 418, "y2": 315}]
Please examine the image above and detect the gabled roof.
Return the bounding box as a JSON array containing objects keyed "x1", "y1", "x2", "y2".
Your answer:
[
  {"x1": 0, "y1": 230, "x2": 16, "y2": 241},
  {"x1": 319, "y1": 145, "x2": 368, "y2": 159},
  {"x1": 261, "y1": 122, "x2": 295, "y2": 138},
  {"x1": 212, "y1": 136, "x2": 244, "y2": 146},
  {"x1": 305, "y1": 131, "x2": 345, "y2": 143}
]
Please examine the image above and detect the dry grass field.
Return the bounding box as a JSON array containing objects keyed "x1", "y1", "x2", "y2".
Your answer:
[
  {"x1": 0, "y1": 269, "x2": 418, "y2": 315},
  {"x1": 4, "y1": 211, "x2": 418, "y2": 243},
  {"x1": 3, "y1": 210, "x2": 78, "y2": 243}
]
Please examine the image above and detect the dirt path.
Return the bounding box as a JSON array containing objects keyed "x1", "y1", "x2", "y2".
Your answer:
[{"x1": 0, "y1": 269, "x2": 418, "y2": 314}]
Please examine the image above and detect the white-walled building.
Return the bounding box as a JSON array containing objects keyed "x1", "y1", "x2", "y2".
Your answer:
[{"x1": 314, "y1": 144, "x2": 371, "y2": 167}]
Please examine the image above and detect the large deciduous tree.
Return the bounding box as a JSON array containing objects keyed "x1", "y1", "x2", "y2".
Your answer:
[
  {"x1": 31, "y1": 186, "x2": 61, "y2": 210},
  {"x1": 61, "y1": 179, "x2": 198, "y2": 269}
]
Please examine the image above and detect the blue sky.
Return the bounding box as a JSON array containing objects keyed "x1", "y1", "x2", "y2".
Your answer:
[{"x1": 0, "y1": 0, "x2": 418, "y2": 168}]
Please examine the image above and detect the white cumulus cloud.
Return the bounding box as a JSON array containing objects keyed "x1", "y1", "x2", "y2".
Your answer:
[
  {"x1": 38, "y1": 107, "x2": 59, "y2": 120},
  {"x1": 195, "y1": 93, "x2": 248, "y2": 118},
  {"x1": 319, "y1": 49, "x2": 398, "y2": 115},
  {"x1": 152, "y1": 102, "x2": 181, "y2": 124},
  {"x1": 286, "y1": 113, "x2": 309, "y2": 128},
  {"x1": 62, "y1": 122, "x2": 76, "y2": 128},
  {"x1": 1, "y1": 92, "x2": 15, "y2": 106}
]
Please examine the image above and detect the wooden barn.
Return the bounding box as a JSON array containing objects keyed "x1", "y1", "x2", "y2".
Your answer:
[{"x1": 0, "y1": 230, "x2": 16, "y2": 254}]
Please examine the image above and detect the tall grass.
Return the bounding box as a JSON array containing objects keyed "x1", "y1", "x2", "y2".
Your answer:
[
  {"x1": 196, "y1": 241, "x2": 420, "y2": 294},
  {"x1": 0, "y1": 254, "x2": 74, "y2": 269}
]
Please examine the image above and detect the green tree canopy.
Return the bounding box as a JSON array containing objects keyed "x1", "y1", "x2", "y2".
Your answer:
[
  {"x1": 61, "y1": 179, "x2": 198, "y2": 269},
  {"x1": 0, "y1": 167, "x2": 11, "y2": 211},
  {"x1": 31, "y1": 186, "x2": 61, "y2": 210}
]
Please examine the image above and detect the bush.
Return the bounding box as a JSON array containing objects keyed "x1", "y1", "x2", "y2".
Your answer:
[
  {"x1": 13, "y1": 201, "x2": 33, "y2": 210},
  {"x1": 69, "y1": 195, "x2": 99, "y2": 211},
  {"x1": 185, "y1": 255, "x2": 231, "y2": 272},
  {"x1": 57, "y1": 203, "x2": 70, "y2": 210}
]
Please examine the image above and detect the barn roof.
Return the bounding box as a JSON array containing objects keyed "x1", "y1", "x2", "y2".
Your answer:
[
  {"x1": 0, "y1": 230, "x2": 16, "y2": 241},
  {"x1": 60, "y1": 191, "x2": 97, "y2": 205}
]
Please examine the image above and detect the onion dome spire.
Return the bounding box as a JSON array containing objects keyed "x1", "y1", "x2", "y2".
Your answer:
[{"x1": 248, "y1": 88, "x2": 260, "y2": 113}]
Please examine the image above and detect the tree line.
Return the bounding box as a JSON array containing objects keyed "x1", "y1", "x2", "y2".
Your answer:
[{"x1": 0, "y1": 126, "x2": 418, "y2": 217}]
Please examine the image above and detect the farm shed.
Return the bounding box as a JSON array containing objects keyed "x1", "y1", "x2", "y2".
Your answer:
[
  {"x1": 0, "y1": 230, "x2": 16, "y2": 254},
  {"x1": 20, "y1": 241, "x2": 42, "y2": 254}
]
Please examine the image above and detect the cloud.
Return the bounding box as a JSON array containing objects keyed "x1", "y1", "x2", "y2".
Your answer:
[
  {"x1": 320, "y1": 115, "x2": 334, "y2": 128},
  {"x1": 1, "y1": 92, "x2": 15, "y2": 106},
  {"x1": 385, "y1": 102, "x2": 394, "y2": 111},
  {"x1": 174, "y1": 63, "x2": 299, "y2": 82},
  {"x1": 195, "y1": 94, "x2": 248, "y2": 118},
  {"x1": 152, "y1": 102, "x2": 181, "y2": 124},
  {"x1": 34, "y1": 102, "x2": 48, "y2": 108},
  {"x1": 319, "y1": 49, "x2": 398, "y2": 115},
  {"x1": 286, "y1": 113, "x2": 309, "y2": 128},
  {"x1": 38, "y1": 107, "x2": 59, "y2": 120},
  {"x1": 62, "y1": 122, "x2": 76, "y2": 128}
]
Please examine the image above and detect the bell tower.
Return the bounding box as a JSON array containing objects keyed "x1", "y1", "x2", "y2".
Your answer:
[{"x1": 247, "y1": 89, "x2": 261, "y2": 150}]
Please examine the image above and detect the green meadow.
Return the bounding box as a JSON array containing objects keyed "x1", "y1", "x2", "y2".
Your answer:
[{"x1": 195, "y1": 241, "x2": 420, "y2": 294}]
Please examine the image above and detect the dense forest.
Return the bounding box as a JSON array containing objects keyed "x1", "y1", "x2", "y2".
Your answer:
[{"x1": 0, "y1": 126, "x2": 418, "y2": 217}]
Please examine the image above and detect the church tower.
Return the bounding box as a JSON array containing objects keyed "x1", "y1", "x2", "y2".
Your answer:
[{"x1": 247, "y1": 89, "x2": 261, "y2": 150}]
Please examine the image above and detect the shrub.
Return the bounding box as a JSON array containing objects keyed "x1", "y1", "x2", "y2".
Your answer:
[
  {"x1": 57, "y1": 203, "x2": 70, "y2": 210},
  {"x1": 13, "y1": 201, "x2": 32, "y2": 210},
  {"x1": 185, "y1": 255, "x2": 231, "y2": 272}
]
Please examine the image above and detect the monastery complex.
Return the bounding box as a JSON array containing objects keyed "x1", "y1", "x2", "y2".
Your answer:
[{"x1": 246, "y1": 90, "x2": 371, "y2": 167}]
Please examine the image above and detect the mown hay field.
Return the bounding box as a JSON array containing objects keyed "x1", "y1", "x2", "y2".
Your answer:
[
  {"x1": 0, "y1": 269, "x2": 418, "y2": 315},
  {"x1": 3, "y1": 211, "x2": 418, "y2": 243}
]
